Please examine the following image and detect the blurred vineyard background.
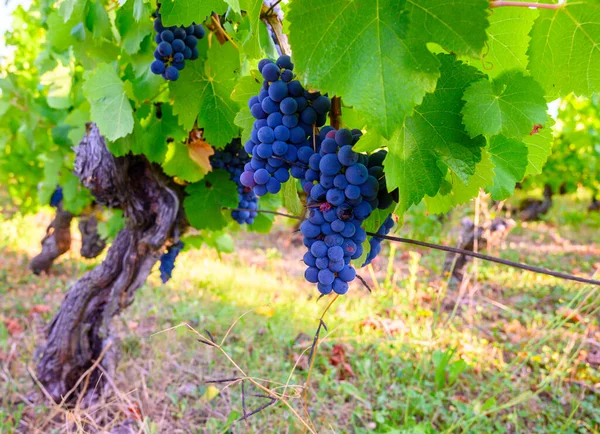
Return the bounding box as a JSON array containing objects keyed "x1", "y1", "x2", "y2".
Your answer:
[{"x1": 0, "y1": 186, "x2": 598, "y2": 433}]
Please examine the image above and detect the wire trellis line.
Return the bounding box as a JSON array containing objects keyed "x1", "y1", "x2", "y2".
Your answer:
[{"x1": 366, "y1": 232, "x2": 600, "y2": 287}]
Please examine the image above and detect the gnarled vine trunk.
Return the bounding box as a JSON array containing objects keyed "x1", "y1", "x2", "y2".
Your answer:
[
  {"x1": 35, "y1": 123, "x2": 185, "y2": 403},
  {"x1": 30, "y1": 204, "x2": 74, "y2": 275},
  {"x1": 78, "y1": 210, "x2": 107, "y2": 259},
  {"x1": 30, "y1": 203, "x2": 108, "y2": 274}
]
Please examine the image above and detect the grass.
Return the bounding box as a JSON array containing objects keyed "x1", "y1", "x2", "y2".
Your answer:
[{"x1": 0, "y1": 195, "x2": 599, "y2": 433}]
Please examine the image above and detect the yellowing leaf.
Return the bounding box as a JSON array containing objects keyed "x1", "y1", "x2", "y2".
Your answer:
[{"x1": 188, "y1": 131, "x2": 214, "y2": 174}]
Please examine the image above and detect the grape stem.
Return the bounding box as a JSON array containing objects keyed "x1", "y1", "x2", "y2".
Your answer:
[
  {"x1": 329, "y1": 97, "x2": 343, "y2": 130},
  {"x1": 223, "y1": 207, "x2": 300, "y2": 219},
  {"x1": 261, "y1": 4, "x2": 292, "y2": 56},
  {"x1": 367, "y1": 232, "x2": 600, "y2": 287},
  {"x1": 264, "y1": 0, "x2": 284, "y2": 17},
  {"x1": 210, "y1": 13, "x2": 239, "y2": 49},
  {"x1": 489, "y1": 1, "x2": 564, "y2": 9}
]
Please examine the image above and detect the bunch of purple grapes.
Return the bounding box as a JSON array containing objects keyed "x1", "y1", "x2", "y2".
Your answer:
[
  {"x1": 240, "y1": 55, "x2": 331, "y2": 196},
  {"x1": 210, "y1": 140, "x2": 259, "y2": 225},
  {"x1": 300, "y1": 127, "x2": 379, "y2": 295},
  {"x1": 151, "y1": 14, "x2": 205, "y2": 81},
  {"x1": 159, "y1": 241, "x2": 184, "y2": 283},
  {"x1": 362, "y1": 214, "x2": 395, "y2": 266},
  {"x1": 366, "y1": 150, "x2": 399, "y2": 210}
]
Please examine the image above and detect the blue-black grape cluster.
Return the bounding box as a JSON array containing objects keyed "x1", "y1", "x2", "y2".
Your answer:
[
  {"x1": 159, "y1": 241, "x2": 184, "y2": 283},
  {"x1": 366, "y1": 150, "x2": 399, "y2": 210},
  {"x1": 362, "y1": 214, "x2": 395, "y2": 267},
  {"x1": 240, "y1": 55, "x2": 331, "y2": 196},
  {"x1": 300, "y1": 127, "x2": 381, "y2": 295},
  {"x1": 210, "y1": 140, "x2": 259, "y2": 225},
  {"x1": 50, "y1": 186, "x2": 63, "y2": 208},
  {"x1": 151, "y1": 13, "x2": 205, "y2": 81}
]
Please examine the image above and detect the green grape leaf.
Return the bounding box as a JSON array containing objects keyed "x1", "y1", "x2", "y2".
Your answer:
[
  {"x1": 240, "y1": 0, "x2": 264, "y2": 59},
  {"x1": 58, "y1": 0, "x2": 87, "y2": 22},
  {"x1": 462, "y1": 70, "x2": 547, "y2": 139},
  {"x1": 488, "y1": 135, "x2": 528, "y2": 200},
  {"x1": 356, "y1": 208, "x2": 394, "y2": 267},
  {"x1": 528, "y1": 2, "x2": 600, "y2": 97},
  {"x1": 478, "y1": 6, "x2": 538, "y2": 79},
  {"x1": 171, "y1": 42, "x2": 240, "y2": 148},
  {"x1": 119, "y1": 104, "x2": 186, "y2": 163},
  {"x1": 288, "y1": 0, "x2": 440, "y2": 139},
  {"x1": 384, "y1": 127, "x2": 443, "y2": 216},
  {"x1": 384, "y1": 54, "x2": 485, "y2": 214},
  {"x1": 82, "y1": 63, "x2": 134, "y2": 141},
  {"x1": 523, "y1": 116, "x2": 554, "y2": 176},
  {"x1": 235, "y1": 108, "x2": 254, "y2": 145},
  {"x1": 249, "y1": 191, "x2": 280, "y2": 233},
  {"x1": 230, "y1": 71, "x2": 262, "y2": 104},
  {"x1": 86, "y1": 0, "x2": 111, "y2": 39},
  {"x1": 38, "y1": 151, "x2": 63, "y2": 206},
  {"x1": 232, "y1": 72, "x2": 262, "y2": 144},
  {"x1": 60, "y1": 171, "x2": 93, "y2": 214},
  {"x1": 40, "y1": 63, "x2": 72, "y2": 109},
  {"x1": 425, "y1": 150, "x2": 495, "y2": 214},
  {"x1": 162, "y1": 139, "x2": 209, "y2": 182},
  {"x1": 407, "y1": 0, "x2": 489, "y2": 57},
  {"x1": 159, "y1": 0, "x2": 227, "y2": 27},
  {"x1": 130, "y1": 67, "x2": 163, "y2": 102},
  {"x1": 116, "y1": 0, "x2": 152, "y2": 55},
  {"x1": 281, "y1": 179, "x2": 303, "y2": 217},
  {"x1": 184, "y1": 170, "x2": 239, "y2": 231}
]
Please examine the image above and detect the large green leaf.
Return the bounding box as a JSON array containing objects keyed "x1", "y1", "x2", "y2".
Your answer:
[
  {"x1": 478, "y1": 6, "x2": 538, "y2": 79},
  {"x1": 407, "y1": 0, "x2": 489, "y2": 57},
  {"x1": 184, "y1": 170, "x2": 239, "y2": 231},
  {"x1": 487, "y1": 135, "x2": 528, "y2": 200},
  {"x1": 384, "y1": 55, "x2": 485, "y2": 214},
  {"x1": 425, "y1": 150, "x2": 495, "y2": 214},
  {"x1": 528, "y1": 2, "x2": 600, "y2": 97},
  {"x1": 462, "y1": 70, "x2": 547, "y2": 139},
  {"x1": 171, "y1": 42, "x2": 240, "y2": 148},
  {"x1": 82, "y1": 63, "x2": 134, "y2": 141},
  {"x1": 159, "y1": 0, "x2": 227, "y2": 27},
  {"x1": 287, "y1": 0, "x2": 440, "y2": 139},
  {"x1": 384, "y1": 128, "x2": 443, "y2": 216},
  {"x1": 40, "y1": 63, "x2": 72, "y2": 109},
  {"x1": 116, "y1": 0, "x2": 152, "y2": 55},
  {"x1": 523, "y1": 116, "x2": 554, "y2": 177}
]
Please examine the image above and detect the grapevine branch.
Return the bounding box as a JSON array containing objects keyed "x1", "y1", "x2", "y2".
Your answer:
[
  {"x1": 489, "y1": 1, "x2": 564, "y2": 9},
  {"x1": 367, "y1": 232, "x2": 600, "y2": 287}
]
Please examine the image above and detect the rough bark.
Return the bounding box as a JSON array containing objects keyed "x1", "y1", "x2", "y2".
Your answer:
[
  {"x1": 30, "y1": 204, "x2": 74, "y2": 275},
  {"x1": 78, "y1": 208, "x2": 107, "y2": 259},
  {"x1": 35, "y1": 123, "x2": 185, "y2": 403},
  {"x1": 443, "y1": 217, "x2": 515, "y2": 285}
]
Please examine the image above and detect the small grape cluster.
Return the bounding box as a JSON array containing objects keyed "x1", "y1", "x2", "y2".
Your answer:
[
  {"x1": 159, "y1": 241, "x2": 184, "y2": 283},
  {"x1": 362, "y1": 214, "x2": 395, "y2": 267},
  {"x1": 49, "y1": 186, "x2": 63, "y2": 208},
  {"x1": 300, "y1": 128, "x2": 379, "y2": 295},
  {"x1": 240, "y1": 55, "x2": 331, "y2": 196},
  {"x1": 210, "y1": 140, "x2": 259, "y2": 225},
  {"x1": 151, "y1": 14, "x2": 205, "y2": 81},
  {"x1": 366, "y1": 150, "x2": 399, "y2": 210}
]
